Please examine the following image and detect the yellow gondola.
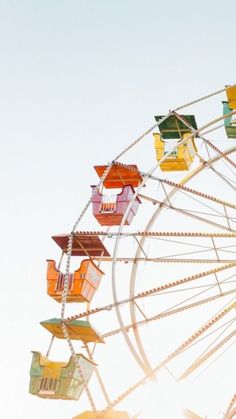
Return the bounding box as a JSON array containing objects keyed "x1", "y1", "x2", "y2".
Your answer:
[
  {"x1": 226, "y1": 85, "x2": 236, "y2": 109},
  {"x1": 153, "y1": 132, "x2": 197, "y2": 171},
  {"x1": 40, "y1": 318, "x2": 104, "y2": 343},
  {"x1": 183, "y1": 408, "x2": 204, "y2": 418},
  {"x1": 73, "y1": 411, "x2": 130, "y2": 419},
  {"x1": 29, "y1": 351, "x2": 96, "y2": 400}
]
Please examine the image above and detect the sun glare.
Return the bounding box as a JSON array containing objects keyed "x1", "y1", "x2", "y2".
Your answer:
[{"x1": 138, "y1": 370, "x2": 190, "y2": 419}]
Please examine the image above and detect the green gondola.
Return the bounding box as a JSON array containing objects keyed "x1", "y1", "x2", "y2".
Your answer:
[
  {"x1": 154, "y1": 114, "x2": 198, "y2": 139},
  {"x1": 223, "y1": 101, "x2": 236, "y2": 139}
]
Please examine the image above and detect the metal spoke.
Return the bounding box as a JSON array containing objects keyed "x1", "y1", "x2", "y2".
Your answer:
[
  {"x1": 67, "y1": 264, "x2": 236, "y2": 322},
  {"x1": 101, "y1": 291, "x2": 236, "y2": 339},
  {"x1": 178, "y1": 329, "x2": 236, "y2": 380},
  {"x1": 139, "y1": 193, "x2": 236, "y2": 232}
]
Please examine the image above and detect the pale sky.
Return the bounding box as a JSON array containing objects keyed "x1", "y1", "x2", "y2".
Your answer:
[{"x1": 1, "y1": 1, "x2": 236, "y2": 419}]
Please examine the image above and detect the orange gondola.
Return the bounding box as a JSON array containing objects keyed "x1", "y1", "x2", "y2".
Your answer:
[
  {"x1": 47, "y1": 259, "x2": 104, "y2": 303},
  {"x1": 94, "y1": 163, "x2": 142, "y2": 189}
]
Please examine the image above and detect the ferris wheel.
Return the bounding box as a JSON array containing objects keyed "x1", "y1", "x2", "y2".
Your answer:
[{"x1": 29, "y1": 85, "x2": 236, "y2": 419}]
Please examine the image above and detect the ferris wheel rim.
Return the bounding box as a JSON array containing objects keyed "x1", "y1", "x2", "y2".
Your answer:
[
  {"x1": 129, "y1": 144, "x2": 236, "y2": 374},
  {"x1": 111, "y1": 135, "x2": 236, "y2": 379}
]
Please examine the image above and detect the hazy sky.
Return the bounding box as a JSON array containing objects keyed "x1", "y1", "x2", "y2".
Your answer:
[{"x1": 1, "y1": 1, "x2": 236, "y2": 419}]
